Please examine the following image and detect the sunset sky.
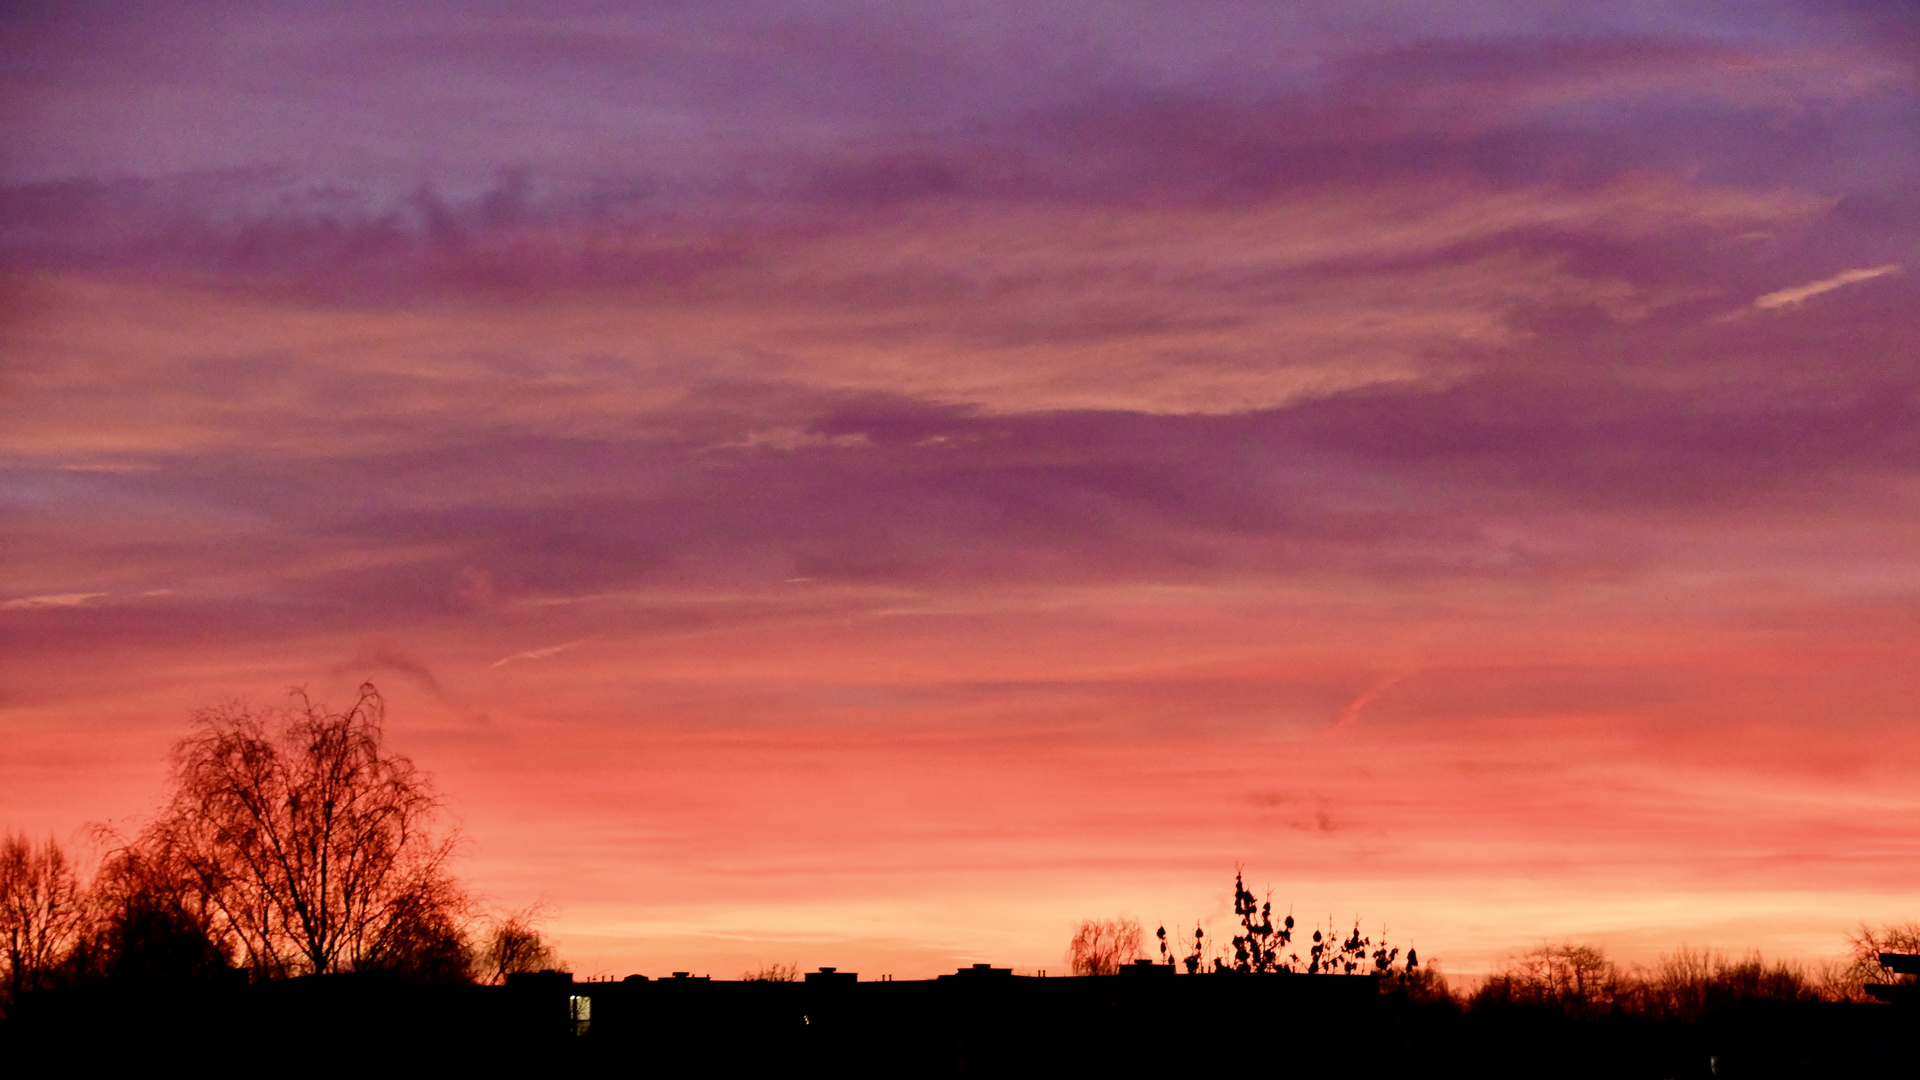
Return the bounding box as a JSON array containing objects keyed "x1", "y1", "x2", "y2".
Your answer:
[{"x1": 4, "y1": 1, "x2": 1919, "y2": 980}]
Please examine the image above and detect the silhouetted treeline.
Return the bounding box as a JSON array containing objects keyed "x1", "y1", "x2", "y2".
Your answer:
[
  {"x1": 1047, "y1": 872, "x2": 1920, "y2": 1075},
  {"x1": 1071, "y1": 867, "x2": 1917, "y2": 1013},
  {"x1": 0, "y1": 684, "x2": 557, "y2": 1018},
  {"x1": 8, "y1": 690, "x2": 1920, "y2": 1075}
]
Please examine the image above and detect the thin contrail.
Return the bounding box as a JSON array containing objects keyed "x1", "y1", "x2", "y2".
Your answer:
[
  {"x1": 1329, "y1": 671, "x2": 1413, "y2": 730},
  {"x1": 491, "y1": 638, "x2": 595, "y2": 668}
]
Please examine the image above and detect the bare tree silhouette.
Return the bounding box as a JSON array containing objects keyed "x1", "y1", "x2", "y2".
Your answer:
[
  {"x1": 1843, "y1": 921, "x2": 1920, "y2": 997},
  {"x1": 147, "y1": 683, "x2": 469, "y2": 979},
  {"x1": 0, "y1": 833, "x2": 85, "y2": 1006}
]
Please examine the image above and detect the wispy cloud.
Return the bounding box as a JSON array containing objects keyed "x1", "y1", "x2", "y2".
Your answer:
[
  {"x1": 1753, "y1": 264, "x2": 1900, "y2": 309},
  {"x1": 1, "y1": 591, "x2": 107, "y2": 610},
  {"x1": 491, "y1": 639, "x2": 595, "y2": 668}
]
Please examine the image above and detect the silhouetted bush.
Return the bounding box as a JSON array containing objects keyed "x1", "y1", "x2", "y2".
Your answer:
[
  {"x1": 1473, "y1": 943, "x2": 1620, "y2": 1016},
  {"x1": 79, "y1": 837, "x2": 231, "y2": 986},
  {"x1": 1227, "y1": 867, "x2": 1293, "y2": 972},
  {"x1": 1471, "y1": 943, "x2": 1846, "y2": 1020},
  {"x1": 741, "y1": 961, "x2": 800, "y2": 981},
  {"x1": 478, "y1": 906, "x2": 561, "y2": 984},
  {"x1": 1134, "y1": 867, "x2": 1413, "y2": 977},
  {"x1": 1068, "y1": 917, "x2": 1142, "y2": 975},
  {"x1": 1380, "y1": 957, "x2": 1453, "y2": 1005},
  {"x1": 1626, "y1": 947, "x2": 1828, "y2": 1020}
]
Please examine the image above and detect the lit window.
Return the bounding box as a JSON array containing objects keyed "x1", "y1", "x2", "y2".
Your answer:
[{"x1": 569, "y1": 994, "x2": 592, "y2": 1036}]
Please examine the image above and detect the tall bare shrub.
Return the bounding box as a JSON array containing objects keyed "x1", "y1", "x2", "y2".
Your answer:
[
  {"x1": 1474, "y1": 943, "x2": 1620, "y2": 1016},
  {"x1": 1068, "y1": 917, "x2": 1143, "y2": 976},
  {"x1": 1627, "y1": 947, "x2": 1824, "y2": 1020}
]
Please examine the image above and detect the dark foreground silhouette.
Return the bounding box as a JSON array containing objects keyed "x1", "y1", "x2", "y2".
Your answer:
[{"x1": 4, "y1": 962, "x2": 1917, "y2": 1077}]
